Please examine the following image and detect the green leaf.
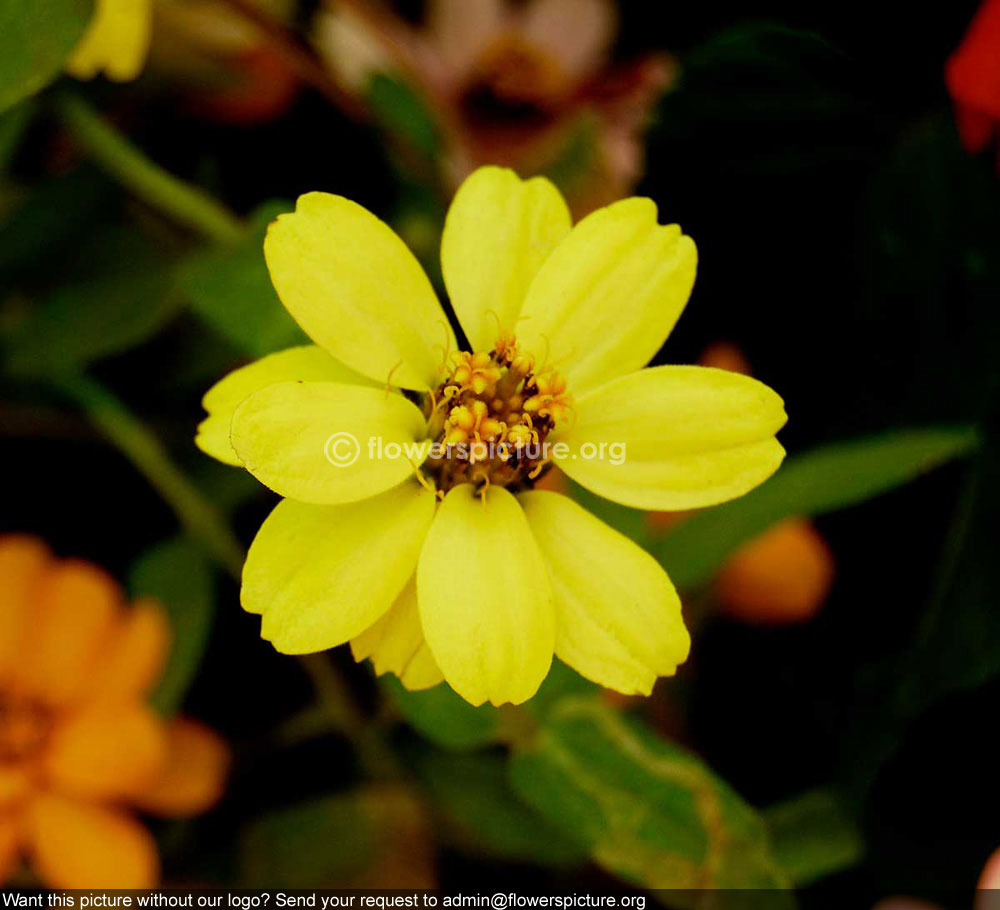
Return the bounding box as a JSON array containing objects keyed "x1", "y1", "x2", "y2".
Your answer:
[
  {"x1": 178, "y1": 201, "x2": 308, "y2": 358},
  {"x1": 365, "y1": 72, "x2": 439, "y2": 161},
  {"x1": 0, "y1": 100, "x2": 35, "y2": 172},
  {"x1": 2, "y1": 229, "x2": 179, "y2": 376},
  {"x1": 381, "y1": 675, "x2": 503, "y2": 750},
  {"x1": 654, "y1": 427, "x2": 979, "y2": 589},
  {"x1": 240, "y1": 785, "x2": 432, "y2": 887},
  {"x1": 509, "y1": 698, "x2": 791, "y2": 900},
  {"x1": 129, "y1": 537, "x2": 215, "y2": 714},
  {"x1": 414, "y1": 749, "x2": 586, "y2": 867},
  {"x1": 0, "y1": 0, "x2": 94, "y2": 114},
  {"x1": 764, "y1": 789, "x2": 863, "y2": 885},
  {"x1": 0, "y1": 166, "x2": 113, "y2": 282}
]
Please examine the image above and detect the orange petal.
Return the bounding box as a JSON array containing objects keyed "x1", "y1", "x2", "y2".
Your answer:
[
  {"x1": 977, "y1": 845, "x2": 1000, "y2": 899},
  {"x1": 0, "y1": 815, "x2": 20, "y2": 884},
  {"x1": 0, "y1": 764, "x2": 33, "y2": 810},
  {"x1": 25, "y1": 793, "x2": 158, "y2": 888},
  {"x1": 0, "y1": 535, "x2": 51, "y2": 684},
  {"x1": 133, "y1": 718, "x2": 230, "y2": 818},
  {"x1": 90, "y1": 597, "x2": 171, "y2": 704},
  {"x1": 44, "y1": 704, "x2": 167, "y2": 802},
  {"x1": 14, "y1": 559, "x2": 122, "y2": 706},
  {"x1": 716, "y1": 518, "x2": 834, "y2": 625}
]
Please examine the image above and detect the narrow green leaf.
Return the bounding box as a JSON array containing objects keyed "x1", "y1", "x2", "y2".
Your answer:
[
  {"x1": 178, "y1": 200, "x2": 308, "y2": 358},
  {"x1": 381, "y1": 675, "x2": 503, "y2": 750},
  {"x1": 0, "y1": 0, "x2": 94, "y2": 113},
  {"x1": 2, "y1": 230, "x2": 179, "y2": 375},
  {"x1": 509, "y1": 698, "x2": 791, "y2": 900},
  {"x1": 129, "y1": 536, "x2": 215, "y2": 714},
  {"x1": 654, "y1": 427, "x2": 979, "y2": 589},
  {"x1": 414, "y1": 749, "x2": 585, "y2": 866},
  {"x1": 765, "y1": 789, "x2": 863, "y2": 885}
]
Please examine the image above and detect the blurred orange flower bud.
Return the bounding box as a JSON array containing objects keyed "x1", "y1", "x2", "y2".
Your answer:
[
  {"x1": 698, "y1": 340, "x2": 753, "y2": 376},
  {"x1": 946, "y1": 0, "x2": 1000, "y2": 162},
  {"x1": 0, "y1": 535, "x2": 230, "y2": 889},
  {"x1": 716, "y1": 518, "x2": 835, "y2": 625}
]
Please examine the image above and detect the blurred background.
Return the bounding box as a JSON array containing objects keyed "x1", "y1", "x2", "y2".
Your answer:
[{"x1": 1, "y1": 0, "x2": 999, "y2": 905}]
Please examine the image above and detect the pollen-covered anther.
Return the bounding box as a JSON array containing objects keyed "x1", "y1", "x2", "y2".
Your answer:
[
  {"x1": 425, "y1": 336, "x2": 571, "y2": 494},
  {"x1": 451, "y1": 351, "x2": 502, "y2": 394}
]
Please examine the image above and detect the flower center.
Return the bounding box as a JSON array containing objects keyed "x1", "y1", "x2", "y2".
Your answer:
[
  {"x1": 0, "y1": 693, "x2": 51, "y2": 763},
  {"x1": 423, "y1": 335, "x2": 571, "y2": 495}
]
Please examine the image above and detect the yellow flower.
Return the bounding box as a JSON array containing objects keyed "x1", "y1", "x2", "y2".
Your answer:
[
  {"x1": 65, "y1": 0, "x2": 154, "y2": 82},
  {"x1": 197, "y1": 166, "x2": 787, "y2": 706},
  {"x1": 0, "y1": 535, "x2": 230, "y2": 888}
]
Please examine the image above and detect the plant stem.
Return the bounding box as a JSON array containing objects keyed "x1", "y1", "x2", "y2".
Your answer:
[
  {"x1": 51, "y1": 92, "x2": 244, "y2": 245},
  {"x1": 54, "y1": 372, "x2": 245, "y2": 578}
]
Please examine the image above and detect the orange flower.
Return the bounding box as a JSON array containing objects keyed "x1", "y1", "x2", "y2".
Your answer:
[
  {"x1": 946, "y1": 0, "x2": 1000, "y2": 162},
  {"x1": 648, "y1": 343, "x2": 835, "y2": 624},
  {"x1": 0, "y1": 536, "x2": 229, "y2": 889}
]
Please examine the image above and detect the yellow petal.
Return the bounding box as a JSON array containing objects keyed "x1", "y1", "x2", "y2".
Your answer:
[
  {"x1": 351, "y1": 578, "x2": 443, "y2": 691},
  {"x1": 231, "y1": 381, "x2": 430, "y2": 504},
  {"x1": 0, "y1": 535, "x2": 50, "y2": 685},
  {"x1": 14, "y1": 560, "x2": 121, "y2": 706},
  {"x1": 441, "y1": 166, "x2": 571, "y2": 350},
  {"x1": 89, "y1": 597, "x2": 171, "y2": 703},
  {"x1": 44, "y1": 704, "x2": 167, "y2": 802},
  {"x1": 132, "y1": 718, "x2": 230, "y2": 818},
  {"x1": 417, "y1": 485, "x2": 554, "y2": 706},
  {"x1": 264, "y1": 192, "x2": 455, "y2": 390},
  {"x1": 519, "y1": 490, "x2": 689, "y2": 695},
  {"x1": 65, "y1": 0, "x2": 153, "y2": 82},
  {"x1": 555, "y1": 365, "x2": 786, "y2": 510},
  {"x1": 25, "y1": 794, "x2": 158, "y2": 889},
  {"x1": 517, "y1": 197, "x2": 696, "y2": 393},
  {"x1": 243, "y1": 482, "x2": 437, "y2": 653},
  {"x1": 197, "y1": 345, "x2": 374, "y2": 466}
]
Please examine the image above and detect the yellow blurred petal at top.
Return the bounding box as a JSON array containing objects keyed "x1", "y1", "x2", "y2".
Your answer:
[
  {"x1": 417, "y1": 485, "x2": 555, "y2": 706},
  {"x1": 520, "y1": 490, "x2": 689, "y2": 695},
  {"x1": 517, "y1": 197, "x2": 697, "y2": 395},
  {"x1": 263, "y1": 193, "x2": 456, "y2": 391},
  {"x1": 65, "y1": 0, "x2": 154, "y2": 82},
  {"x1": 441, "y1": 165, "x2": 571, "y2": 350},
  {"x1": 242, "y1": 483, "x2": 437, "y2": 653},
  {"x1": 554, "y1": 365, "x2": 786, "y2": 511},
  {"x1": 197, "y1": 344, "x2": 376, "y2": 466}
]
